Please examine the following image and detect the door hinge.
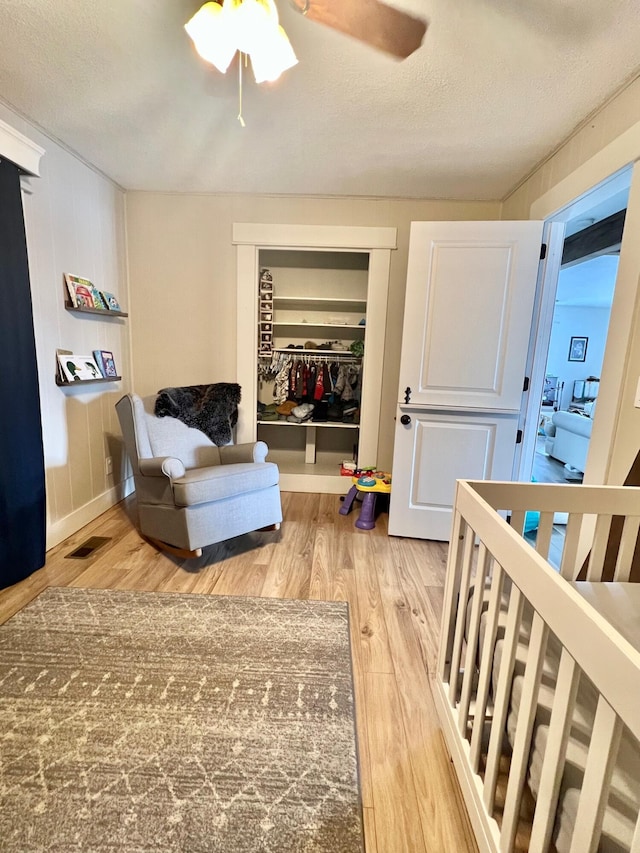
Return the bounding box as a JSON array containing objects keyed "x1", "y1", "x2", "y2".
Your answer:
[
  {"x1": 516, "y1": 429, "x2": 523, "y2": 444},
  {"x1": 523, "y1": 376, "x2": 530, "y2": 393},
  {"x1": 540, "y1": 243, "x2": 547, "y2": 260}
]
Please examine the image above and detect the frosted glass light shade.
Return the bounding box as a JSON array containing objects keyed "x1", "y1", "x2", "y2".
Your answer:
[
  {"x1": 250, "y1": 25, "x2": 298, "y2": 83},
  {"x1": 232, "y1": 0, "x2": 271, "y2": 56},
  {"x1": 185, "y1": 2, "x2": 237, "y2": 74}
]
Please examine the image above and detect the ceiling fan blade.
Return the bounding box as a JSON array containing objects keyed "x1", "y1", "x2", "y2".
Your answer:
[{"x1": 295, "y1": 0, "x2": 427, "y2": 59}]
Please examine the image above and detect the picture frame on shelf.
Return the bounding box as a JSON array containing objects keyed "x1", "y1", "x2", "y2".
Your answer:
[
  {"x1": 57, "y1": 353, "x2": 103, "y2": 382},
  {"x1": 92, "y1": 349, "x2": 118, "y2": 378},
  {"x1": 568, "y1": 336, "x2": 588, "y2": 362}
]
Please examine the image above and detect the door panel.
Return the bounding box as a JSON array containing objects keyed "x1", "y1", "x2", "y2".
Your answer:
[
  {"x1": 399, "y1": 221, "x2": 543, "y2": 411},
  {"x1": 389, "y1": 409, "x2": 519, "y2": 540},
  {"x1": 389, "y1": 220, "x2": 542, "y2": 540}
]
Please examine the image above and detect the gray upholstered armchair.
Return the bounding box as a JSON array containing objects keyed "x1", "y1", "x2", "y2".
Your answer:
[{"x1": 116, "y1": 393, "x2": 282, "y2": 557}]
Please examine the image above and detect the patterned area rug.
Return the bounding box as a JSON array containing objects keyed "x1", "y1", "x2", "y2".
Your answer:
[{"x1": 0, "y1": 588, "x2": 363, "y2": 852}]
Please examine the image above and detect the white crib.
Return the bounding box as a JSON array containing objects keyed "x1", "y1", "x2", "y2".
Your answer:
[{"x1": 435, "y1": 480, "x2": 640, "y2": 853}]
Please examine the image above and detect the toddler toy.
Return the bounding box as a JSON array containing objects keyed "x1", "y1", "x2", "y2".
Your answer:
[{"x1": 339, "y1": 471, "x2": 392, "y2": 529}]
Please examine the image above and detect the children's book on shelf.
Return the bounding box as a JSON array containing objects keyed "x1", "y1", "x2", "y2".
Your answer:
[
  {"x1": 64, "y1": 273, "x2": 96, "y2": 309},
  {"x1": 100, "y1": 291, "x2": 122, "y2": 312},
  {"x1": 89, "y1": 284, "x2": 108, "y2": 311},
  {"x1": 63, "y1": 274, "x2": 111, "y2": 311},
  {"x1": 92, "y1": 349, "x2": 118, "y2": 378},
  {"x1": 63, "y1": 274, "x2": 78, "y2": 307},
  {"x1": 57, "y1": 353, "x2": 103, "y2": 383}
]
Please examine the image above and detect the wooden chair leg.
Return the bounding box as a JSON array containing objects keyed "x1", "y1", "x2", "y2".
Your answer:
[
  {"x1": 143, "y1": 535, "x2": 203, "y2": 559},
  {"x1": 257, "y1": 523, "x2": 281, "y2": 532}
]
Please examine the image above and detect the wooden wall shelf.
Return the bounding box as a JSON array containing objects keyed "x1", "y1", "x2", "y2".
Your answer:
[
  {"x1": 56, "y1": 375, "x2": 122, "y2": 387},
  {"x1": 65, "y1": 303, "x2": 128, "y2": 318}
]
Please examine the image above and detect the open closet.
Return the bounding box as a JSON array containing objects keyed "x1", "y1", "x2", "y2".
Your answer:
[{"x1": 234, "y1": 224, "x2": 396, "y2": 493}]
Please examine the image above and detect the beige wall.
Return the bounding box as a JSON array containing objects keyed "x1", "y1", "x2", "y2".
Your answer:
[
  {"x1": 0, "y1": 102, "x2": 131, "y2": 548},
  {"x1": 125, "y1": 193, "x2": 500, "y2": 469},
  {"x1": 500, "y1": 77, "x2": 640, "y2": 486},
  {"x1": 501, "y1": 76, "x2": 640, "y2": 220}
]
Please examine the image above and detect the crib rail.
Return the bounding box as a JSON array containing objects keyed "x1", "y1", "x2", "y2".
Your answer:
[{"x1": 435, "y1": 480, "x2": 640, "y2": 853}]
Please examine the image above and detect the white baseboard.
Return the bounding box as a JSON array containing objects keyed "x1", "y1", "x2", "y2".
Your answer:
[
  {"x1": 46, "y1": 477, "x2": 134, "y2": 550},
  {"x1": 279, "y1": 473, "x2": 352, "y2": 494}
]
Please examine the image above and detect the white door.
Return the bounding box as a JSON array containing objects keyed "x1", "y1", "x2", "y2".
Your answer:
[{"x1": 389, "y1": 220, "x2": 544, "y2": 540}]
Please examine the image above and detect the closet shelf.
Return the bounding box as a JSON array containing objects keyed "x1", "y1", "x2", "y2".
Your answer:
[
  {"x1": 273, "y1": 322, "x2": 364, "y2": 330},
  {"x1": 272, "y1": 297, "x2": 366, "y2": 311},
  {"x1": 258, "y1": 420, "x2": 359, "y2": 430}
]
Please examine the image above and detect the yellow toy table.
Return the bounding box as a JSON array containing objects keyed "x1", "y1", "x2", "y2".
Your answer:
[{"x1": 339, "y1": 472, "x2": 391, "y2": 529}]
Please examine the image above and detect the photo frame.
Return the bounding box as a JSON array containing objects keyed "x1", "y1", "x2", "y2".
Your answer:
[{"x1": 568, "y1": 336, "x2": 588, "y2": 362}]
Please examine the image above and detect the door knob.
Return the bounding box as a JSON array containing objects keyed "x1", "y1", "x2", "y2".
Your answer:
[{"x1": 400, "y1": 414, "x2": 411, "y2": 426}]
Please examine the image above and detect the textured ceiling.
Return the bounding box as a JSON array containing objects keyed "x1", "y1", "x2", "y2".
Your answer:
[{"x1": 1, "y1": 1, "x2": 640, "y2": 199}]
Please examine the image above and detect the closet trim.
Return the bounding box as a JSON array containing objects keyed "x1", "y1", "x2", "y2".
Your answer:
[
  {"x1": 233, "y1": 223, "x2": 397, "y2": 250},
  {"x1": 234, "y1": 223, "x2": 396, "y2": 493}
]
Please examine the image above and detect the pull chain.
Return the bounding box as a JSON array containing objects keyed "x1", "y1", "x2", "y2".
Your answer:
[{"x1": 237, "y1": 53, "x2": 246, "y2": 127}]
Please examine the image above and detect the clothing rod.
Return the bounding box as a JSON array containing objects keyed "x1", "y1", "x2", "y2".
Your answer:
[{"x1": 264, "y1": 347, "x2": 361, "y2": 359}]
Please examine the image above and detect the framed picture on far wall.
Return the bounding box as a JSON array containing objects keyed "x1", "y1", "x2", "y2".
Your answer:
[{"x1": 568, "y1": 336, "x2": 588, "y2": 362}]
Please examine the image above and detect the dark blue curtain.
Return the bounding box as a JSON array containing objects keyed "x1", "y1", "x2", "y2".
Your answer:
[{"x1": 0, "y1": 159, "x2": 46, "y2": 589}]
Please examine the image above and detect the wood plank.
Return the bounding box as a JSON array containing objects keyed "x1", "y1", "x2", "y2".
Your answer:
[
  {"x1": 364, "y1": 672, "x2": 425, "y2": 852},
  {"x1": 362, "y1": 806, "x2": 378, "y2": 853},
  {"x1": 352, "y1": 532, "x2": 394, "y2": 675},
  {"x1": 561, "y1": 208, "x2": 625, "y2": 266},
  {"x1": 373, "y1": 534, "x2": 477, "y2": 852}
]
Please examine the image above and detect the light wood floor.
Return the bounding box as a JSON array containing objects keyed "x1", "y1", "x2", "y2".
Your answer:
[{"x1": 0, "y1": 492, "x2": 477, "y2": 853}]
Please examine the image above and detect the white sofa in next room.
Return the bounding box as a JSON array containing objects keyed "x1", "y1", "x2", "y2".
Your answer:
[{"x1": 544, "y1": 408, "x2": 594, "y2": 475}]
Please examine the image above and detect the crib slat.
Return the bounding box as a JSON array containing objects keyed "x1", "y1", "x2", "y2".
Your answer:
[
  {"x1": 568, "y1": 696, "x2": 623, "y2": 853},
  {"x1": 448, "y1": 525, "x2": 477, "y2": 706},
  {"x1": 586, "y1": 513, "x2": 613, "y2": 581},
  {"x1": 534, "y1": 511, "x2": 555, "y2": 561},
  {"x1": 614, "y1": 515, "x2": 640, "y2": 582},
  {"x1": 630, "y1": 813, "x2": 640, "y2": 853},
  {"x1": 469, "y1": 562, "x2": 505, "y2": 773},
  {"x1": 437, "y1": 511, "x2": 466, "y2": 682},
  {"x1": 483, "y1": 587, "x2": 524, "y2": 815},
  {"x1": 528, "y1": 649, "x2": 580, "y2": 853},
  {"x1": 510, "y1": 510, "x2": 526, "y2": 536},
  {"x1": 500, "y1": 612, "x2": 549, "y2": 852},
  {"x1": 458, "y1": 544, "x2": 492, "y2": 739},
  {"x1": 559, "y1": 513, "x2": 583, "y2": 579}
]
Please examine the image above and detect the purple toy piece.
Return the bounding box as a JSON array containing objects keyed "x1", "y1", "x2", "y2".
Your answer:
[
  {"x1": 339, "y1": 485, "x2": 359, "y2": 515},
  {"x1": 355, "y1": 492, "x2": 377, "y2": 530}
]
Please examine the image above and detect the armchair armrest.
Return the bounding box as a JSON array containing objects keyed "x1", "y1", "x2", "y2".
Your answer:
[
  {"x1": 138, "y1": 456, "x2": 186, "y2": 479},
  {"x1": 218, "y1": 441, "x2": 269, "y2": 465}
]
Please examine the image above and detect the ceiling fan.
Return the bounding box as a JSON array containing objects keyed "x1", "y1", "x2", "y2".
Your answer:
[
  {"x1": 289, "y1": 0, "x2": 428, "y2": 60},
  {"x1": 185, "y1": 0, "x2": 427, "y2": 123}
]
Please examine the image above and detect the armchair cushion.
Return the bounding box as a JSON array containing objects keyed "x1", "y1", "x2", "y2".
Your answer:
[{"x1": 172, "y1": 462, "x2": 279, "y2": 507}]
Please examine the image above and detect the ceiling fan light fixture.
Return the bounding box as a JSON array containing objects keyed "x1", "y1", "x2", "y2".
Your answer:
[
  {"x1": 184, "y1": 2, "x2": 237, "y2": 74},
  {"x1": 185, "y1": 0, "x2": 297, "y2": 82}
]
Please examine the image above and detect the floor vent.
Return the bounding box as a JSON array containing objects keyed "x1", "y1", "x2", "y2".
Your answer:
[{"x1": 65, "y1": 536, "x2": 111, "y2": 559}]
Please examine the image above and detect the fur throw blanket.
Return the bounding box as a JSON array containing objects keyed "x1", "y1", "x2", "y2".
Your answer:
[{"x1": 154, "y1": 383, "x2": 241, "y2": 445}]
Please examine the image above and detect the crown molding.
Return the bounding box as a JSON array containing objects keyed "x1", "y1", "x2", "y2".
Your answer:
[{"x1": 0, "y1": 118, "x2": 45, "y2": 177}]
